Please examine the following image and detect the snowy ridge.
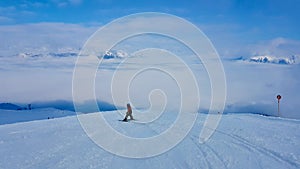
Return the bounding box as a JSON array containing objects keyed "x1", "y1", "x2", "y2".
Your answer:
[
  {"x1": 0, "y1": 108, "x2": 75, "y2": 125},
  {"x1": 0, "y1": 103, "x2": 21, "y2": 110},
  {"x1": 11, "y1": 50, "x2": 129, "y2": 60},
  {"x1": 17, "y1": 52, "x2": 78, "y2": 58},
  {"x1": 234, "y1": 55, "x2": 299, "y2": 65},
  {"x1": 249, "y1": 55, "x2": 298, "y2": 64},
  {"x1": 1, "y1": 47, "x2": 81, "y2": 59},
  {"x1": 101, "y1": 50, "x2": 128, "y2": 60},
  {"x1": 0, "y1": 110, "x2": 299, "y2": 169}
]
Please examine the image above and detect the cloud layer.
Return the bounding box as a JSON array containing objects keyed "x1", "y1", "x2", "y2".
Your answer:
[{"x1": 0, "y1": 22, "x2": 299, "y2": 119}]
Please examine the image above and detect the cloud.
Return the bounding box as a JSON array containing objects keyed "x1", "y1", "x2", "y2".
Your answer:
[
  {"x1": 18, "y1": 2, "x2": 48, "y2": 8},
  {"x1": 0, "y1": 22, "x2": 99, "y2": 103},
  {"x1": 0, "y1": 18, "x2": 299, "y2": 119},
  {"x1": 69, "y1": 0, "x2": 82, "y2": 5},
  {"x1": 223, "y1": 59, "x2": 300, "y2": 118},
  {"x1": 51, "y1": 0, "x2": 82, "y2": 7},
  {"x1": 0, "y1": 6, "x2": 17, "y2": 23},
  {"x1": 0, "y1": 16, "x2": 14, "y2": 24},
  {"x1": 213, "y1": 35, "x2": 300, "y2": 58},
  {"x1": 0, "y1": 6, "x2": 16, "y2": 13},
  {"x1": 0, "y1": 5, "x2": 37, "y2": 24},
  {"x1": 0, "y1": 22, "x2": 97, "y2": 56},
  {"x1": 249, "y1": 38, "x2": 300, "y2": 57},
  {"x1": 198, "y1": 23, "x2": 245, "y2": 57}
]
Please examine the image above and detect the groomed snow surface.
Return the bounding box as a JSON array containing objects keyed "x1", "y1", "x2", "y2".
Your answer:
[{"x1": 0, "y1": 109, "x2": 299, "y2": 169}]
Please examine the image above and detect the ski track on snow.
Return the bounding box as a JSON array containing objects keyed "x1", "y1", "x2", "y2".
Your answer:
[
  {"x1": 0, "y1": 111, "x2": 299, "y2": 169},
  {"x1": 190, "y1": 127, "x2": 298, "y2": 169},
  {"x1": 204, "y1": 126, "x2": 300, "y2": 169}
]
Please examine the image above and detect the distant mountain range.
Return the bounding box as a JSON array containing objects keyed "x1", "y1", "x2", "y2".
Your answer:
[
  {"x1": 101, "y1": 50, "x2": 128, "y2": 59},
  {"x1": 233, "y1": 55, "x2": 299, "y2": 65},
  {"x1": 11, "y1": 50, "x2": 129, "y2": 61},
  {"x1": 17, "y1": 52, "x2": 78, "y2": 58},
  {"x1": 0, "y1": 100, "x2": 118, "y2": 112},
  {"x1": 0, "y1": 103, "x2": 22, "y2": 110},
  {"x1": 5, "y1": 50, "x2": 300, "y2": 65}
]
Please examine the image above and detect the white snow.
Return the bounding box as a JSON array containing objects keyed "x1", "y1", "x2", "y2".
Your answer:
[
  {"x1": 236, "y1": 55, "x2": 299, "y2": 65},
  {"x1": 0, "y1": 108, "x2": 75, "y2": 125},
  {"x1": 102, "y1": 50, "x2": 128, "y2": 59},
  {"x1": 0, "y1": 109, "x2": 299, "y2": 169}
]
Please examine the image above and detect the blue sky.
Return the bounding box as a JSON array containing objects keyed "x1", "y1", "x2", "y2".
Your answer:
[
  {"x1": 0, "y1": 0, "x2": 300, "y2": 57},
  {"x1": 1, "y1": 0, "x2": 299, "y2": 38}
]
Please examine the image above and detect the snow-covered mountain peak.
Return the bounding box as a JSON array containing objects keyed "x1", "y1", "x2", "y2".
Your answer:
[
  {"x1": 17, "y1": 52, "x2": 78, "y2": 59},
  {"x1": 234, "y1": 55, "x2": 299, "y2": 65},
  {"x1": 249, "y1": 55, "x2": 298, "y2": 65},
  {"x1": 101, "y1": 50, "x2": 128, "y2": 59}
]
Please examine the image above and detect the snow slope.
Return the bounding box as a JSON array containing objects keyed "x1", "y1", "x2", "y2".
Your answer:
[
  {"x1": 0, "y1": 110, "x2": 299, "y2": 169},
  {"x1": 0, "y1": 108, "x2": 75, "y2": 125}
]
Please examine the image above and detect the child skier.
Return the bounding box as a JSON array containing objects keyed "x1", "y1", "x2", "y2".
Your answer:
[{"x1": 122, "y1": 103, "x2": 134, "y2": 122}]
